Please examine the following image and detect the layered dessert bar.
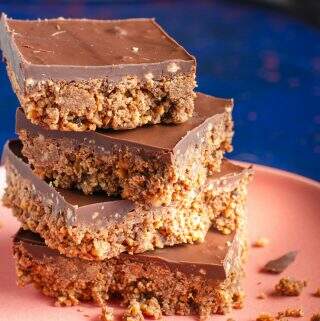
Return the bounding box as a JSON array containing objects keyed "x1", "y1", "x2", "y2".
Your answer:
[
  {"x1": 13, "y1": 226, "x2": 246, "y2": 318},
  {"x1": 3, "y1": 140, "x2": 252, "y2": 260},
  {"x1": 0, "y1": 14, "x2": 196, "y2": 131},
  {"x1": 16, "y1": 92, "x2": 234, "y2": 207}
]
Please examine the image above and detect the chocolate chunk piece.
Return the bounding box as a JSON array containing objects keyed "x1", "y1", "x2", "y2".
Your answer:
[
  {"x1": 3, "y1": 139, "x2": 252, "y2": 260},
  {"x1": 262, "y1": 251, "x2": 298, "y2": 274},
  {"x1": 0, "y1": 14, "x2": 196, "y2": 130},
  {"x1": 13, "y1": 225, "x2": 247, "y2": 317},
  {"x1": 17, "y1": 92, "x2": 234, "y2": 207}
]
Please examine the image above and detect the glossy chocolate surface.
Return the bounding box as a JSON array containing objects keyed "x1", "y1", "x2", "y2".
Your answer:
[{"x1": 0, "y1": 14, "x2": 195, "y2": 84}]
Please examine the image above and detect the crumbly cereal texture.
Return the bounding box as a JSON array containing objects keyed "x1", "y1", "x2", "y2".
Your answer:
[
  {"x1": 140, "y1": 298, "x2": 162, "y2": 319},
  {"x1": 274, "y1": 277, "x2": 307, "y2": 296},
  {"x1": 101, "y1": 306, "x2": 114, "y2": 321},
  {"x1": 256, "y1": 314, "x2": 275, "y2": 321},
  {"x1": 13, "y1": 233, "x2": 246, "y2": 320},
  {"x1": 4, "y1": 161, "x2": 250, "y2": 260},
  {"x1": 276, "y1": 308, "x2": 304, "y2": 318},
  {"x1": 232, "y1": 290, "x2": 245, "y2": 309},
  {"x1": 123, "y1": 300, "x2": 145, "y2": 321},
  {"x1": 18, "y1": 103, "x2": 233, "y2": 207},
  {"x1": 8, "y1": 58, "x2": 196, "y2": 131}
]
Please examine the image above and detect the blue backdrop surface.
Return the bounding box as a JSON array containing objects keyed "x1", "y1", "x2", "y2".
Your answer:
[{"x1": 0, "y1": 0, "x2": 319, "y2": 180}]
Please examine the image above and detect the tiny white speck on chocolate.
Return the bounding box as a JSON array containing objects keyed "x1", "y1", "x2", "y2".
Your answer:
[
  {"x1": 92, "y1": 212, "x2": 100, "y2": 220},
  {"x1": 167, "y1": 62, "x2": 180, "y2": 73},
  {"x1": 144, "y1": 72, "x2": 154, "y2": 81},
  {"x1": 51, "y1": 30, "x2": 66, "y2": 37}
]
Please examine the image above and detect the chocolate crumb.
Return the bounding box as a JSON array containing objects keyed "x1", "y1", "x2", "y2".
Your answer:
[
  {"x1": 311, "y1": 314, "x2": 320, "y2": 321},
  {"x1": 256, "y1": 313, "x2": 275, "y2": 321},
  {"x1": 257, "y1": 293, "x2": 267, "y2": 299},
  {"x1": 274, "y1": 277, "x2": 307, "y2": 296},
  {"x1": 276, "y1": 308, "x2": 304, "y2": 319},
  {"x1": 226, "y1": 318, "x2": 235, "y2": 321},
  {"x1": 253, "y1": 237, "x2": 270, "y2": 248},
  {"x1": 84, "y1": 314, "x2": 90, "y2": 318},
  {"x1": 313, "y1": 288, "x2": 320, "y2": 297},
  {"x1": 262, "y1": 251, "x2": 298, "y2": 274}
]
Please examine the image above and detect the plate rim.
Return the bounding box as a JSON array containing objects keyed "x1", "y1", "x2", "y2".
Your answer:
[{"x1": 233, "y1": 160, "x2": 320, "y2": 189}]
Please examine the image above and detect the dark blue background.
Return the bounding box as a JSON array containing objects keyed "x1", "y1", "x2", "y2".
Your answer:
[{"x1": 0, "y1": 1, "x2": 319, "y2": 180}]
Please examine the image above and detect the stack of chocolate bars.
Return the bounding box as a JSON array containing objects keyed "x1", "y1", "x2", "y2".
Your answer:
[{"x1": 0, "y1": 14, "x2": 253, "y2": 319}]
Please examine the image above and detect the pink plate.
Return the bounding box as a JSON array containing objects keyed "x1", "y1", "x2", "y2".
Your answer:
[{"x1": 0, "y1": 163, "x2": 319, "y2": 320}]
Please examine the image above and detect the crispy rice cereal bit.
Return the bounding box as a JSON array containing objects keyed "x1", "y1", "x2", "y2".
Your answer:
[
  {"x1": 256, "y1": 314, "x2": 275, "y2": 321},
  {"x1": 100, "y1": 306, "x2": 114, "y2": 321},
  {"x1": 276, "y1": 308, "x2": 304, "y2": 318},
  {"x1": 123, "y1": 300, "x2": 144, "y2": 321},
  {"x1": 232, "y1": 290, "x2": 245, "y2": 309},
  {"x1": 274, "y1": 277, "x2": 307, "y2": 296},
  {"x1": 140, "y1": 298, "x2": 162, "y2": 319}
]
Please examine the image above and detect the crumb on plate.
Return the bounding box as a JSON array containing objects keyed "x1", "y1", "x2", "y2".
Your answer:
[
  {"x1": 100, "y1": 306, "x2": 114, "y2": 321},
  {"x1": 311, "y1": 314, "x2": 320, "y2": 321},
  {"x1": 123, "y1": 299, "x2": 144, "y2": 321},
  {"x1": 313, "y1": 288, "x2": 320, "y2": 297},
  {"x1": 274, "y1": 277, "x2": 307, "y2": 296},
  {"x1": 257, "y1": 293, "x2": 267, "y2": 300},
  {"x1": 232, "y1": 290, "x2": 245, "y2": 309},
  {"x1": 252, "y1": 237, "x2": 270, "y2": 248},
  {"x1": 276, "y1": 308, "x2": 304, "y2": 319},
  {"x1": 256, "y1": 313, "x2": 275, "y2": 321}
]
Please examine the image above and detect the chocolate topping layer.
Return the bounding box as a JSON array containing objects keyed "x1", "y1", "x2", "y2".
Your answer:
[
  {"x1": 14, "y1": 227, "x2": 240, "y2": 280},
  {"x1": 0, "y1": 13, "x2": 195, "y2": 85},
  {"x1": 16, "y1": 92, "x2": 233, "y2": 159},
  {"x1": 3, "y1": 140, "x2": 247, "y2": 228}
]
